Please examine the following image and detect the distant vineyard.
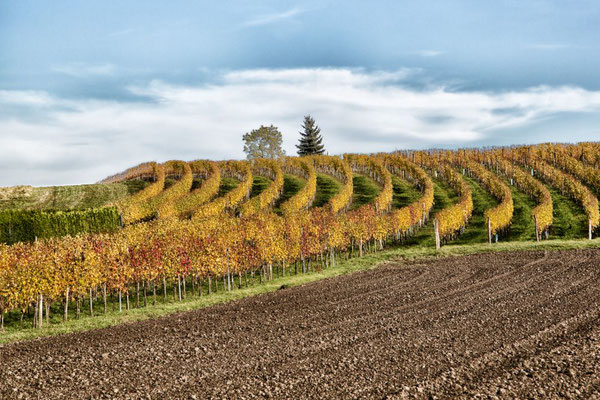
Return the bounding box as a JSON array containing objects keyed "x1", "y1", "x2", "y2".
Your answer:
[{"x1": 1, "y1": 143, "x2": 600, "y2": 330}]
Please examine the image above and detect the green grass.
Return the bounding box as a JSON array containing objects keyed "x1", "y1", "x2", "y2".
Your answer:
[
  {"x1": 0, "y1": 181, "x2": 148, "y2": 211},
  {"x1": 350, "y1": 173, "x2": 381, "y2": 210},
  {"x1": 404, "y1": 177, "x2": 459, "y2": 247},
  {"x1": 313, "y1": 173, "x2": 343, "y2": 207},
  {"x1": 3, "y1": 236, "x2": 600, "y2": 345},
  {"x1": 451, "y1": 175, "x2": 499, "y2": 245},
  {"x1": 504, "y1": 184, "x2": 537, "y2": 241},
  {"x1": 217, "y1": 177, "x2": 240, "y2": 197},
  {"x1": 249, "y1": 176, "x2": 271, "y2": 198},
  {"x1": 548, "y1": 187, "x2": 589, "y2": 239},
  {"x1": 273, "y1": 174, "x2": 306, "y2": 213},
  {"x1": 391, "y1": 175, "x2": 422, "y2": 208}
]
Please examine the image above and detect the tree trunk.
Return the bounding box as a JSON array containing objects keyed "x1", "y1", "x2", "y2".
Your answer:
[
  {"x1": 163, "y1": 278, "x2": 167, "y2": 301},
  {"x1": 126, "y1": 291, "x2": 130, "y2": 311},
  {"x1": 118, "y1": 289, "x2": 122, "y2": 313},
  {"x1": 208, "y1": 275, "x2": 212, "y2": 294}
]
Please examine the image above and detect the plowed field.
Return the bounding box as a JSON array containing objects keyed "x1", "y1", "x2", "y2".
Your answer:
[{"x1": 2, "y1": 249, "x2": 600, "y2": 399}]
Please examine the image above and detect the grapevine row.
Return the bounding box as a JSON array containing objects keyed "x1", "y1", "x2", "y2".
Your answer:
[
  {"x1": 239, "y1": 159, "x2": 284, "y2": 216},
  {"x1": 414, "y1": 151, "x2": 473, "y2": 241},
  {"x1": 485, "y1": 151, "x2": 553, "y2": 237},
  {"x1": 174, "y1": 160, "x2": 221, "y2": 218},
  {"x1": 312, "y1": 155, "x2": 354, "y2": 213},
  {"x1": 449, "y1": 152, "x2": 513, "y2": 237},
  {"x1": 508, "y1": 148, "x2": 600, "y2": 231},
  {"x1": 117, "y1": 162, "x2": 165, "y2": 224},
  {"x1": 535, "y1": 143, "x2": 600, "y2": 194},
  {"x1": 193, "y1": 161, "x2": 252, "y2": 219},
  {"x1": 344, "y1": 154, "x2": 393, "y2": 213},
  {"x1": 383, "y1": 153, "x2": 435, "y2": 235},
  {"x1": 280, "y1": 157, "x2": 317, "y2": 215},
  {"x1": 154, "y1": 160, "x2": 194, "y2": 219}
]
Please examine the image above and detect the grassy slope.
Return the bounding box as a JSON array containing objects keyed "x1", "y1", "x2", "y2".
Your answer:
[
  {"x1": 313, "y1": 173, "x2": 343, "y2": 207},
  {"x1": 0, "y1": 180, "x2": 147, "y2": 211},
  {"x1": 249, "y1": 176, "x2": 271, "y2": 198},
  {"x1": 350, "y1": 173, "x2": 381, "y2": 210},
  {"x1": 403, "y1": 177, "x2": 459, "y2": 247},
  {"x1": 547, "y1": 187, "x2": 589, "y2": 239},
  {"x1": 451, "y1": 175, "x2": 499, "y2": 245},
  {"x1": 217, "y1": 177, "x2": 240, "y2": 197},
  {"x1": 273, "y1": 174, "x2": 306, "y2": 214},
  {"x1": 391, "y1": 175, "x2": 421, "y2": 208}
]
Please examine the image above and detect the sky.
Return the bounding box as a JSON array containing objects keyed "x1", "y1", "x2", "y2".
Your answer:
[{"x1": 1, "y1": 0, "x2": 600, "y2": 186}]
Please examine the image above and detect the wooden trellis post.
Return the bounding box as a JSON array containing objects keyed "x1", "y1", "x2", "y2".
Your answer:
[{"x1": 434, "y1": 218, "x2": 441, "y2": 250}]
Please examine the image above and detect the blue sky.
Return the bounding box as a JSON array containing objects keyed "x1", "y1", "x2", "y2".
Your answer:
[{"x1": 1, "y1": 0, "x2": 600, "y2": 185}]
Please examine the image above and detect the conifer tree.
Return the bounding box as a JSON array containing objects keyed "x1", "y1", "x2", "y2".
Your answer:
[{"x1": 296, "y1": 115, "x2": 325, "y2": 156}]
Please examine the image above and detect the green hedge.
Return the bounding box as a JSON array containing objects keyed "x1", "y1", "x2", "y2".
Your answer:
[{"x1": 0, "y1": 207, "x2": 121, "y2": 244}]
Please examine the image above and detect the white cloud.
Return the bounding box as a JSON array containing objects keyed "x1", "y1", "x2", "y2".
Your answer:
[
  {"x1": 2, "y1": 68, "x2": 600, "y2": 186},
  {"x1": 0, "y1": 90, "x2": 55, "y2": 107},
  {"x1": 242, "y1": 7, "x2": 303, "y2": 27},
  {"x1": 414, "y1": 50, "x2": 445, "y2": 57},
  {"x1": 52, "y1": 62, "x2": 116, "y2": 77},
  {"x1": 526, "y1": 43, "x2": 571, "y2": 50},
  {"x1": 108, "y1": 28, "x2": 135, "y2": 37}
]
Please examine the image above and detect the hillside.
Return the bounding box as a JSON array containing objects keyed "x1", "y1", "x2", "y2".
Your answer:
[
  {"x1": 0, "y1": 180, "x2": 148, "y2": 211},
  {"x1": 1, "y1": 143, "x2": 599, "y2": 341}
]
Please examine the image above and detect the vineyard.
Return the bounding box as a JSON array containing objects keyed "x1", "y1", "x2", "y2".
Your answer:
[{"x1": 1, "y1": 142, "x2": 600, "y2": 332}]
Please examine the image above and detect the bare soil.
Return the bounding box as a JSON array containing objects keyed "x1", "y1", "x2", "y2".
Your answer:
[{"x1": 2, "y1": 249, "x2": 600, "y2": 399}]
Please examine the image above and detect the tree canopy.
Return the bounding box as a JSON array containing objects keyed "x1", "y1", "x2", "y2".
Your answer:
[
  {"x1": 243, "y1": 125, "x2": 286, "y2": 160},
  {"x1": 296, "y1": 115, "x2": 325, "y2": 156}
]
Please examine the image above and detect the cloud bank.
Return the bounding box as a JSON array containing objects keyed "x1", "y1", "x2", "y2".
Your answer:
[{"x1": 2, "y1": 68, "x2": 600, "y2": 186}]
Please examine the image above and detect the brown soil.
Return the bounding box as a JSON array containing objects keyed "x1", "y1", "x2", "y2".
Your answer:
[{"x1": 2, "y1": 249, "x2": 600, "y2": 399}]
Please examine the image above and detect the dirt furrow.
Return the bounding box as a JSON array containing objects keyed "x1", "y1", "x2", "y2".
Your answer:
[{"x1": 1, "y1": 249, "x2": 600, "y2": 399}]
